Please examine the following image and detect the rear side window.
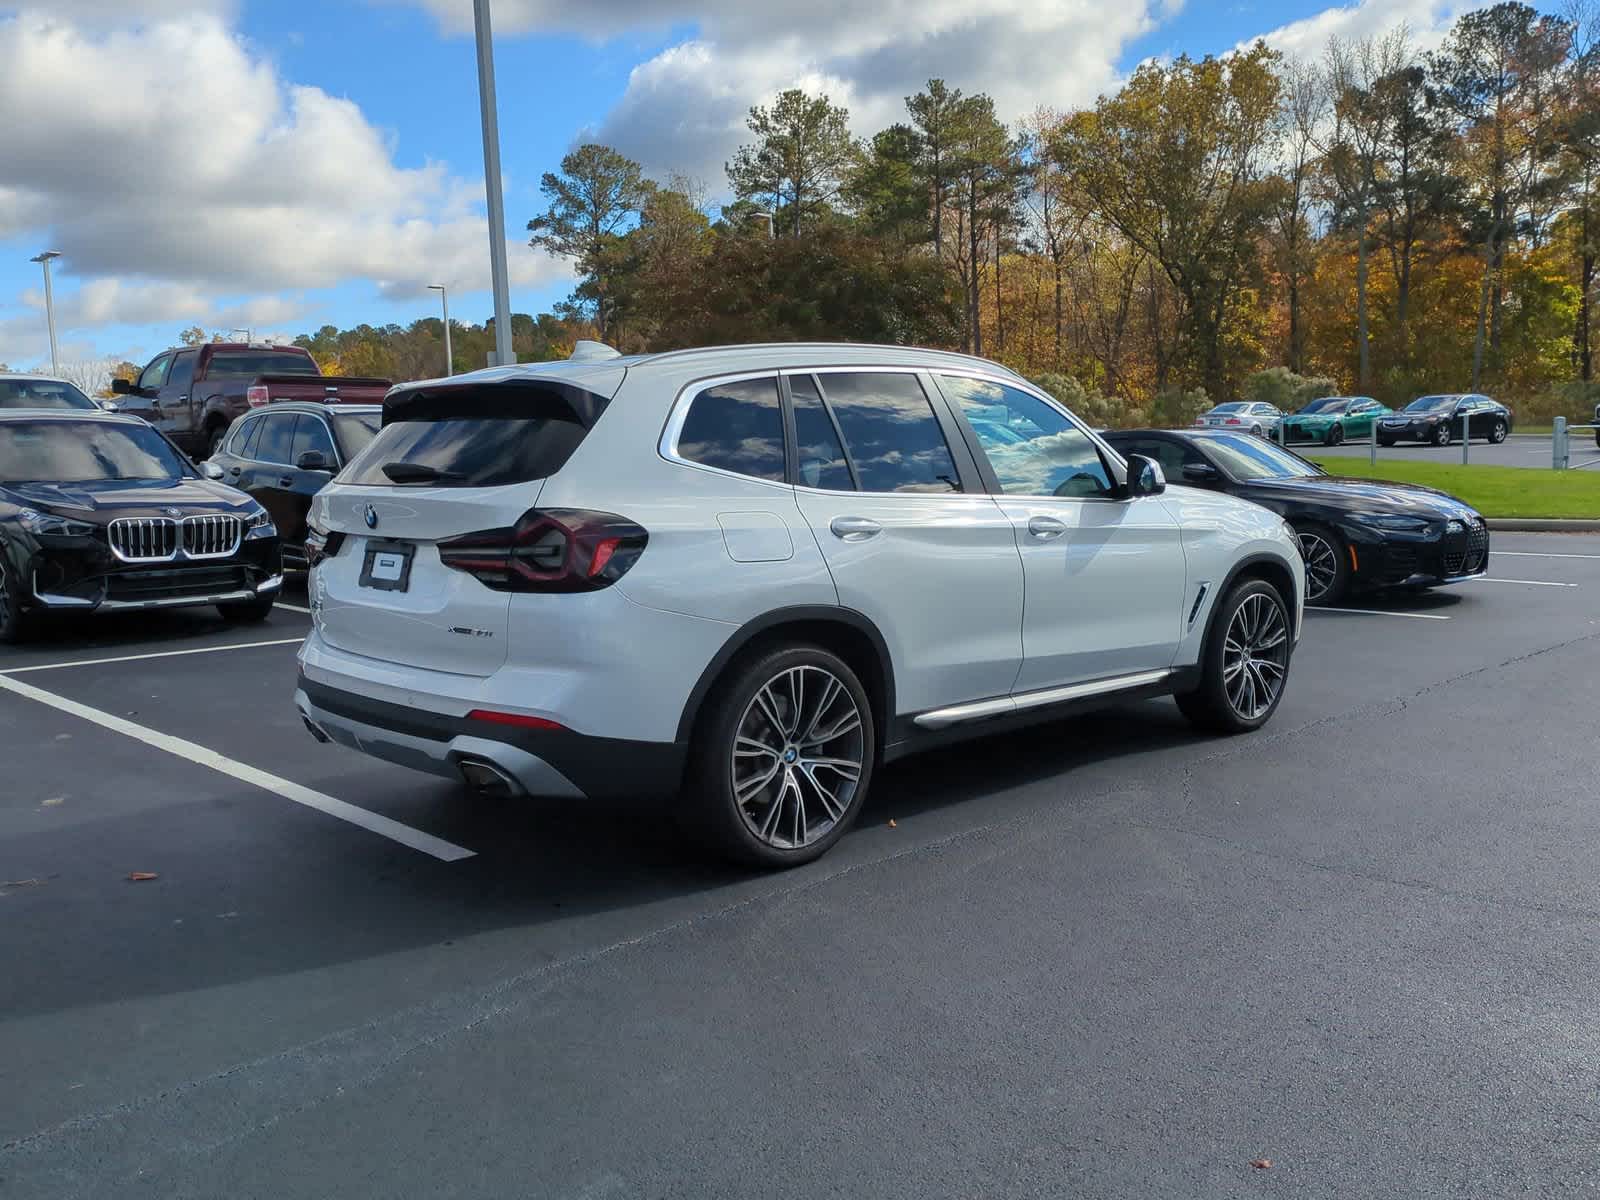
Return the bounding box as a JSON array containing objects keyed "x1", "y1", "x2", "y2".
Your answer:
[
  {"x1": 788, "y1": 374, "x2": 853, "y2": 491},
  {"x1": 256, "y1": 412, "x2": 296, "y2": 464},
  {"x1": 676, "y1": 377, "x2": 785, "y2": 482},
  {"x1": 240, "y1": 415, "x2": 265, "y2": 459},
  {"x1": 816, "y1": 372, "x2": 959, "y2": 494},
  {"x1": 343, "y1": 381, "x2": 610, "y2": 488}
]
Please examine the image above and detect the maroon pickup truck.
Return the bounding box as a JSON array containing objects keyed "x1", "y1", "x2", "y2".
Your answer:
[{"x1": 111, "y1": 343, "x2": 390, "y2": 458}]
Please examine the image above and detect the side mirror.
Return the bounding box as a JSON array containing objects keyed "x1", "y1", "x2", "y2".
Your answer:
[
  {"x1": 1125, "y1": 453, "x2": 1166, "y2": 498},
  {"x1": 111, "y1": 377, "x2": 134, "y2": 395},
  {"x1": 200, "y1": 462, "x2": 225, "y2": 481},
  {"x1": 1181, "y1": 461, "x2": 1220, "y2": 484},
  {"x1": 296, "y1": 450, "x2": 330, "y2": 472}
]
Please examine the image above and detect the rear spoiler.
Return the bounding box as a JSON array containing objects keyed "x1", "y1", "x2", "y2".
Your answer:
[{"x1": 381, "y1": 379, "x2": 610, "y2": 429}]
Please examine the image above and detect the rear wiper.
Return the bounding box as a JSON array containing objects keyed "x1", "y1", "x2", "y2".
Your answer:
[{"x1": 381, "y1": 462, "x2": 464, "y2": 484}]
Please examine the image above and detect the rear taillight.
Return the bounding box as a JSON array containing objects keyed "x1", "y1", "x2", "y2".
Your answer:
[
  {"x1": 246, "y1": 385, "x2": 270, "y2": 407},
  {"x1": 437, "y1": 508, "x2": 647, "y2": 593},
  {"x1": 1224, "y1": 417, "x2": 1242, "y2": 425},
  {"x1": 304, "y1": 527, "x2": 345, "y2": 568}
]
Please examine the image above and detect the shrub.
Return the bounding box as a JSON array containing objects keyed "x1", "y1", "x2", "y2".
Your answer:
[
  {"x1": 1028, "y1": 372, "x2": 1147, "y2": 428},
  {"x1": 1516, "y1": 380, "x2": 1600, "y2": 428},
  {"x1": 1242, "y1": 366, "x2": 1339, "y2": 411},
  {"x1": 1149, "y1": 385, "x2": 1210, "y2": 428}
]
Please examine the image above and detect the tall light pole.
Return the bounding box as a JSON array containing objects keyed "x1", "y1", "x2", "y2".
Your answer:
[
  {"x1": 231, "y1": 327, "x2": 253, "y2": 342},
  {"x1": 428, "y1": 284, "x2": 453, "y2": 376},
  {"x1": 473, "y1": 0, "x2": 514, "y2": 368},
  {"x1": 30, "y1": 250, "x2": 61, "y2": 374}
]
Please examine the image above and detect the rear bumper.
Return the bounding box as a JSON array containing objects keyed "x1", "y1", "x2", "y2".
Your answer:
[{"x1": 295, "y1": 676, "x2": 687, "y2": 800}]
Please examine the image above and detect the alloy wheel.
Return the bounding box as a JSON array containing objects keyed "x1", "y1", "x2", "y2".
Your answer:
[
  {"x1": 1222, "y1": 592, "x2": 1289, "y2": 721},
  {"x1": 1491, "y1": 420, "x2": 1507, "y2": 443},
  {"x1": 731, "y1": 665, "x2": 865, "y2": 851},
  {"x1": 1296, "y1": 530, "x2": 1339, "y2": 603}
]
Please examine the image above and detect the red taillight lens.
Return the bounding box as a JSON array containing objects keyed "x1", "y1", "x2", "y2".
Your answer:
[
  {"x1": 466, "y1": 709, "x2": 567, "y2": 731},
  {"x1": 1224, "y1": 417, "x2": 1242, "y2": 425},
  {"x1": 304, "y1": 527, "x2": 345, "y2": 568},
  {"x1": 246, "y1": 385, "x2": 270, "y2": 407},
  {"x1": 437, "y1": 508, "x2": 647, "y2": 593}
]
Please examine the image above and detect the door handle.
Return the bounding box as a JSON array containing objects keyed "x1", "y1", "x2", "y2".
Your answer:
[
  {"x1": 228, "y1": 466, "x2": 242, "y2": 476},
  {"x1": 829, "y1": 515, "x2": 881, "y2": 541},
  {"x1": 278, "y1": 476, "x2": 293, "y2": 487},
  {"x1": 1027, "y1": 516, "x2": 1067, "y2": 539}
]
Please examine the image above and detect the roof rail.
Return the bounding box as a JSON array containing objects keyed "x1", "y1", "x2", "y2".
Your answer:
[{"x1": 568, "y1": 339, "x2": 622, "y2": 362}]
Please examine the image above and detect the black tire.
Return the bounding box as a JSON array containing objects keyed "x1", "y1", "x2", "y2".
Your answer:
[
  {"x1": 1377, "y1": 436, "x2": 1396, "y2": 448},
  {"x1": 1293, "y1": 521, "x2": 1350, "y2": 605},
  {"x1": 204, "y1": 423, "x2": 227, "y2": 460},
  {"x1": 1432, "y1": 423, "x2": 1451, "y2": 447},
  {"x1": 1325, "y1": 423, "x2": 1344, "y2": 447},
  {"x1": 685, "y1": 644, "x2": 875, "y2": 868},
  {"x1": 1489, "y1": 419, "x2": 1507, "y2": 444},
  {"x1": 218, "y1": 594, "x2": 275, "y2": 623},
  {"x1": 0, "y1": 556, "x2": 35, "y2": 644},
  {"x1": 1176, "y1": 578, "x2": 1292, "y2": 735},
  {"x1": 1594, "y1": 429, "x2": 1600, "y2": 450}
]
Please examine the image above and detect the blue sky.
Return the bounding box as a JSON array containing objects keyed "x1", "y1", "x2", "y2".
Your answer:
[{"x1": 0, "y1": 0, "x2": 1475, "y2": 372}]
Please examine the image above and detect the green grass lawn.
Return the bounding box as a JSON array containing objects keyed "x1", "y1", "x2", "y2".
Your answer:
[{"x1": 1305, "y1": 456, "x2": 1600, "y2": 518}]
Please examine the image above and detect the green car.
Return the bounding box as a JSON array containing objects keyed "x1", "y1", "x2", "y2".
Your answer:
[{"x1": 1282, "y1": 396, "x2": 1392, "y2": 446}]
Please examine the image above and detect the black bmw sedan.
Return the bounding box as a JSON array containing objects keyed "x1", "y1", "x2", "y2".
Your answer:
[
  {"x1": 0, "y1": 410, "x2": 282, "y2": 642},
  {"x1": 1103, "y1": 428, "x2": 1488, "y2": 605}
]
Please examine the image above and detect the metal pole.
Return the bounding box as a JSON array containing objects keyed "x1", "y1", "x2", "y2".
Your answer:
[
  {"x1": 430, "y1": 285, "x2": 452, "y2": 376},
  {"x1": 1370, "y1": 411, "x2": 1377, "y2": 467},
  {"x1": 34, "y1": 255, "x2": 60, "y2": 374},
  {"x1": 473, "y1": 0, "x2": 514, "y2": 368},
  {"x1": 1462, "y1": 409, "x2": 1469, "y2": 465},
  {"x1": 1554, "y1": 416, "x2": 1568, "y2": 470}
]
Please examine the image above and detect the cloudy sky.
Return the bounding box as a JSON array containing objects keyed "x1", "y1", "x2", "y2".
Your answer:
[{"x1": 0, "y1": 0, "x2": 1483, "y2": 370}]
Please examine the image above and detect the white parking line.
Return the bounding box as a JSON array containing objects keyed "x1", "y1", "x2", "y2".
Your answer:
[
  {"x1": 1494, "y1": 551, "x2": 1600, "y2": 560},
  {"x1": 0, "y1": 637, "x2": 305, "y2": 675},
  {"x1": 274, "y1": 601, "x2": 313, "y2": 614},
  {"x1": 1307, "y1": 606, "x2": 1451, "y2": 621},
  {"x1": 1472, "y1": 577, "x2": 1579, "y2": 588},
  {"x1": 0, "y1": 672, "x2": 474, "y2": 862}
]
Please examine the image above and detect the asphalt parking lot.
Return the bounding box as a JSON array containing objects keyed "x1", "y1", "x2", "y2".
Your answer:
[
  {"x1": 4, "y1": 534, "x2": 1600, "y2": 1198},
  {"x1": 1312, "y1": 431, "x2": 1600, "y2": 469}
]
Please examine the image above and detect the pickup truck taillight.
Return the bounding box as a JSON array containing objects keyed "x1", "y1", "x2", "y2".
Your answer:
[
  {"x1": 437, "y1": 508, "x2": 648, "y2": 593},
  {"x1": 246, "y1": 385, "x2": 270, "y2": 407}
]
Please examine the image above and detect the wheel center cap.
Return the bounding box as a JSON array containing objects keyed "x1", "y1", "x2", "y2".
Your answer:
[{"x1": 783, "y1": 747, "x2": 798, "y2": 764}]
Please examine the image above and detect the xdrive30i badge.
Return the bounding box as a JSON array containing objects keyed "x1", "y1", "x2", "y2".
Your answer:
[{"x1": 449, "y1": 626, "x2": 494, "y2": 638}]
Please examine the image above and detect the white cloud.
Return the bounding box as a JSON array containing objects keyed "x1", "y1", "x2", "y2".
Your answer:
[
  {"x1": 1253, "y1": 0, "x2": 1487, "y2": 61},
  {"x1": 409, "y1": 0, "x2": 1158, "y2": 185},
  {"x1": 0, "y1": 7, "x2": 567, "y2": 361}
]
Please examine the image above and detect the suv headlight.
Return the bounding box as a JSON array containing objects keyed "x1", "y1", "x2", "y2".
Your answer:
[
  {"x1": 17, "y1": 509, "x2": 95, "y2": 536},
  {"x1": 243, "y1": 506, "x2": 276, "y2": 537}
]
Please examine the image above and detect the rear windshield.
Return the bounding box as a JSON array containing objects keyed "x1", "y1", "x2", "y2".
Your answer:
[
  {"x1": 342, "y1": 381, "x2": 609, "y2": 487},
  {"x1": 205, "y1": 351, "x2": 319, "y2": 378},
  {"x1": 1208, "y1": 403, "x2": 1245, "y2": 414},
  {"x1": 0, "y1": 379, "x2": 97, "y2": 410},
  {"x1": 0, "y1": 420, "x2": 192, "y2": 483}
]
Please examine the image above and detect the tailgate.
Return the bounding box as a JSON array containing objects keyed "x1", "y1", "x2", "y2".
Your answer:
[{"x1": 312, "y1": 482, "x2": 537, "y2": 677}]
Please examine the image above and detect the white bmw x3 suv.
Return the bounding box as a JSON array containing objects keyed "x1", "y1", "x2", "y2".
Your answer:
[{"x1": 296, "y1": 342, "x2": 1303, "y2": 866}]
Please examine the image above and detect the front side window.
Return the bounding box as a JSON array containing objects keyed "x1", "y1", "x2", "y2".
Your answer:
[
  {"x1": 788, "y1": 374, "x2": 853, "y2": 490},
  {"x1": 941, "y1": 375, "x2": 1114, "y2": 499},
  {"x1": 1112, "y1": 436, "x2": 1201, "y2": 481},
  {"x1": 817, "y1": 372, "x2": 959, "y2": 494},
  {"x1": 138, "y1": 354, "x2": 171, "y2": 392},
  {"x1": 256, "y1": 412, "x2": 296, "y2": 465},
  {"x1": 0, "y1": 420, "x2": 191, "y2": 483},
  {"x1": 676, "y1": 376, "x2": 785, "y2": 483}
]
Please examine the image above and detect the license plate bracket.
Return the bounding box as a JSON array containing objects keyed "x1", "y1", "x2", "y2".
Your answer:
[{"x1": 359, "y1": 540, "x2": 414, "y2": 592}]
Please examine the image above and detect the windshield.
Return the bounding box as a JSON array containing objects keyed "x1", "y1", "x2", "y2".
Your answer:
[
  {"x1": 0, "y1": 379, "x2": 97, "y2": 410},
  {"x1": 0, "y1": 420, "x2": 192, "y2": 484},
  {"x1": 1203, "y1": 433, "x2": 1321, "y2": 480},
  {"x1": 1299, "y1": 397, "x2": 1349, "y2": 414},
  {"x1": 332, "y1": 411, "x2": 381, "y2": 458},
  {"x1": 1208, "y1": 403, "x2": 1246, "y2": 414},
  {"x1": 204, "y1": 351, "x2": 320, "y2": 378},
  {"x1": 1405, "y1": 395, "x2": 1457, "y2": 412}
]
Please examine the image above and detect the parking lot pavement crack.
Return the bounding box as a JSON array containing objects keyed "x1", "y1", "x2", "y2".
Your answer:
[
  {"x1": 1122, "y1": 819, "x2": 1600, "y2": 926},
  {"x1": 1176, "y1": 627, "x2": 1600, "y2": 823},
  {"x1": 0, "y1": 821, "x2": 1007, "y2": 1196}
]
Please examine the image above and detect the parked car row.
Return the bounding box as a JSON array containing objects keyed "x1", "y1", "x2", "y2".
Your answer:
[
  {"x1": 1196, "y1": 392, "x2": 1514, "y2": 447},
  {"x1": 1, "y1": 342, "x2": 1493, "y2": 871}
]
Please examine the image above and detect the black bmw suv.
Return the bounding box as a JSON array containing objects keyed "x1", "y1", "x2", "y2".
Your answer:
[{"x1": 0, "y1": 410, "x2": 282, "y2": 641}]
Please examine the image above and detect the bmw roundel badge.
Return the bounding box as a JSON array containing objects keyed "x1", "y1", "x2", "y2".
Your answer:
[{"x1": 364, "y1": 504, "x2": 379, "y2": 530}]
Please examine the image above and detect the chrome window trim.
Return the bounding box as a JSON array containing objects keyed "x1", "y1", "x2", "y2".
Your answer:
[{"x1": 227, "y1": 413, "x2": 259, "y2": 456}]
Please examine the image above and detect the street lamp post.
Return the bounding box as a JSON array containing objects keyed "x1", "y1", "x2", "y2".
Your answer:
[
  {"x1": 30, "y1": 250, "x2": 62, "y2": 374},
  {"x1": 473, "y1": 0, "x2": 514, "y2": 368},
  {"x1": 428, "y1": 284, "x2": 453, "y2": 376},
  {"x1": 231, "y1": 327, "x2": 253, "y2": 342}
]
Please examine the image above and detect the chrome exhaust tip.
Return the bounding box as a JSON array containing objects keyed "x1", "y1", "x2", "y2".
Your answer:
[{"x1": 457, "y1": 757, "x2": 523, "y2": 798}]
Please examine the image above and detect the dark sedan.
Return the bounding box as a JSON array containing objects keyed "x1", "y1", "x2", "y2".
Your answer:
[
  {"x1": 1377, "y1": 394, "x2": 1512, "y2": 446},
  {"x1": 1103, "y1": 429, "x2": 1488, "y2": 605},
  {"x1": 209, "y1": 402, "x2": 380, "y2": 568},
  {"x1": 0, "y1": 411, "x2": 282, "y2": 642}
]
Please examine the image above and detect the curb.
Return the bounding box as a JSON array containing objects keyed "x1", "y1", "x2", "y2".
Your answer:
[{"x1": 1486, "y1": 518, "x2": 1600, "y2": 532}]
